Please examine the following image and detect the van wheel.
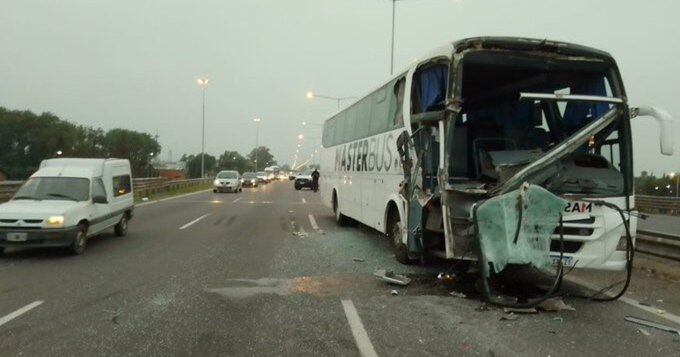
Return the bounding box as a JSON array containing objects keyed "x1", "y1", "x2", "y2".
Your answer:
[
  {"x1": 333, "y1": 192, "x2": 351, "y2": 226},
  {"x1": 389, "y1": 215, "x2": 411, "y2": 264},
  {"x1": 69, "y1": 224, "x2": 88, "y2": 255},
  {"x1": 114, "y1": 215, "x2": 128, "y2": 237}
]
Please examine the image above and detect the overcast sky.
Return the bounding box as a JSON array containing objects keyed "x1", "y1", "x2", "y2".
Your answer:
[{"x1": 1, "y1": 0, "x2": 679, "y2": 174}]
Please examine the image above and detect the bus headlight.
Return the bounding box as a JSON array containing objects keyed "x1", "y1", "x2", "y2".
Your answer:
[{"x1": 46, "y1": 215, "x2": 65, "y2": 228}]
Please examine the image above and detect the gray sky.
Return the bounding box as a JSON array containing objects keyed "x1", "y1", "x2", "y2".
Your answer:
[{"x1": 1, "y1": 0, "x2": 679, "y2": 174}]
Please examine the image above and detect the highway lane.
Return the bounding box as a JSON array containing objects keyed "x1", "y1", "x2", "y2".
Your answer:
[{"x1": 1, "y1": 181, "x2": 679, "y2": 356}]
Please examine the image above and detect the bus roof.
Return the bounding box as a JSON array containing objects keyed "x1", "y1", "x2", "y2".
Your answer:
[{"x1": 322, "y1": 36, "x2": 616, "y2": 124}]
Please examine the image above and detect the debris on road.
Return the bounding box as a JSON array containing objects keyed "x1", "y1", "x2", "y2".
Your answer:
[
  {"x1": 292, "y1": 231, "x2": 308, "y2": 237},
  {"x1": 374, "y1": 269, "x2": 411, "y2": 286},
  {"x1": 352, "y1": 258, "x2": 365, "y2": 262},
  {"x1": 538, "y1": 297, "x2": 576, "y2": 312},
  {"x1": 637, "y1": 328, "x2": 651, "y2": 336},
  {"x1": 553, "y1": 317, "x2": 564, "y2": 323},
  {"x1": 437, "y1": 272, "x2": 456, "y2": 286},
  {"x1": 500, "y1": 313, "x2": 518, "y2": 321},
  {"x1": 390, "y1": 289, "x2": 399, "y2": 296},
  {"x1": 503, "y1": 307, "x2": 538, "y2": 314},
  {"x1": 624, "y1": 316, "x2": 680, "y2": 339},
  {"x1": 475, "y1": 304, "x2": 491, "y2": 312},
  {"x1": 141, "y1": 197, "x2": 149, "y2": 202},
  {"x1": 449, "y1": 291, "x2": 467, "y2": 298}
]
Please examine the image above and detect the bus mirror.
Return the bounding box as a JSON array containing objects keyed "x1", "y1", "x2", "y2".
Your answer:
[
  {"x1": 411, "y1": 111, "x2": 444, "y2": 126},
  {"x1": 632, "y1": 106, "x2": 674, "y2": 156}
]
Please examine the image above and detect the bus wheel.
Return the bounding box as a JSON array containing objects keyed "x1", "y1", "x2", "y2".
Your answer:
[
  {"x1": 389, "y1": 215, "x2": 411, "y2": 264},
  {"x1": 333, "y1": 192, "x2": 351, "y2": 226}
]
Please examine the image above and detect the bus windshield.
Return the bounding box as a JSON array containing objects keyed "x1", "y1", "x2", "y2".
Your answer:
[{"x1": 448, "y1": 53, "x2": 628, "y2": 196}]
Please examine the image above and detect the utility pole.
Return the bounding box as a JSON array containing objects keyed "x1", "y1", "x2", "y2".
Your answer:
[{"x1": 390, "y1": 0, "x2": 396, "y2": 75}]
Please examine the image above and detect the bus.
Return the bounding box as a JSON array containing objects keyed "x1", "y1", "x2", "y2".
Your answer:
[{"x1": 319, "y1": 37, "x2": 674, "y2": 270}]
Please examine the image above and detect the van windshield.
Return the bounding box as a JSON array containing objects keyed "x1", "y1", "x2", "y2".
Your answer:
[
  {"x1": 13, "y1": 177, "x2": 90, "y2": 202},
  {"x1": 217, "y1": 172, "x2": 238, "y2": 179}
]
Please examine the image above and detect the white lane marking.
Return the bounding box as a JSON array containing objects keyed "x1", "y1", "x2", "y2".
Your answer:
[
  {"x1": 179, "y1": 214, "x2": 211, "y2": 230},
  {"x1": 302, "y1": 197, "x2": 307, "y2": 203},
  {"x1": 308, "y1": 214, "x2": 319, "y2": 231},
  {"x1": 0, "y1": 301, "x2": 44, "y2": 327},
  {"x1": 233, "y1": 197, "x2": 242, "y2": 203},
  {"x1": 341, "y1": 299, "x2": 378, "y2": 357},
  {"x1": 567, "y1": 276, "x2": 680, "y2": 327},
  {"x1": 136, "y1": 189, "x2": 212, "y2": 208}
]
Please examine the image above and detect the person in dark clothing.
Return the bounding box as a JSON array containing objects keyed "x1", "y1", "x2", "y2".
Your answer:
[{"x1": 311, "y1": 169, "x2": 320, "y2": 192}]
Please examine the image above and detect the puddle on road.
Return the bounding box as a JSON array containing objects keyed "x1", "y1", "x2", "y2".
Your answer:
[{"x1": 208, "y1": 274, "x2": 447, "y2": 300}]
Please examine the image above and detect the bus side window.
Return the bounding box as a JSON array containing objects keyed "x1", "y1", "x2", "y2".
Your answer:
[
  {"x1": 356, "y1": 98, "x2": 372, "y2": 140},
  {"x1": 333, "y1": 112, "x2": 346, "y2": 145},
  {"x1": 369, "y1": 85, "x2": 390, "y2": 135},
  {"x1": 344, "y1": 105, "x2": 358, "y2": 142},
  {"x1": 391, "y1": 77, "x2": 405, "y2": 128}
]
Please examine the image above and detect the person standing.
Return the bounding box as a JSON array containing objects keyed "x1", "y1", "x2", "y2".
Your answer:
[{"x1": 311, "y1": 169, "x2": 320, "y2": 192}]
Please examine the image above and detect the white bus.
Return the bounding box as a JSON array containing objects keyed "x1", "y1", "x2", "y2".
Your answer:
[{"x1": 319, "y1": 37, "x2": 673, "y2": 270}]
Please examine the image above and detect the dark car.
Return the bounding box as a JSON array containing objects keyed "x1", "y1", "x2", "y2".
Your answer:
[
  {"x1": 294, "y1": 171, "x2": 314, "y2": 190},
  {"x1": 242, "y1": 172, "x2": 259, "y2": 187}
]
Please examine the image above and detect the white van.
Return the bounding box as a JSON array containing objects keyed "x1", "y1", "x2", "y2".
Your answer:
[{"x1": 0, "y1": 158, "x2": 134, "y2": 255}]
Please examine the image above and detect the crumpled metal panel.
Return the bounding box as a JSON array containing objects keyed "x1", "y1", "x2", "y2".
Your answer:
[{"x1": 476, "y1": 183, "x2": 566, "y2": 273}]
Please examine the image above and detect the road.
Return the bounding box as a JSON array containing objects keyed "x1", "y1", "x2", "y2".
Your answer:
[
  {"x1": 638, "y1": 213, "x2": 680, "y2": 236},
  {"x1": 1, "y1": 182, "x2": 679, "y2": 356}
]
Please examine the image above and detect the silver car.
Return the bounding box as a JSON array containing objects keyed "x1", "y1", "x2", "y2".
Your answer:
[{"x1": 213, "y1": 170, "x2": 242, "y2": 193}]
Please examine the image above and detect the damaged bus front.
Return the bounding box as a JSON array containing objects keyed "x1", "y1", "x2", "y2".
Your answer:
[{"x1": 400, "y1": 37, "x2": 674, "y2": 276}]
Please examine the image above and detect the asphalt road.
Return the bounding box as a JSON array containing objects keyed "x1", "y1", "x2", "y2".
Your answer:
[
  {"x1": 638, "y1": 213, "x2": 680, "y2": 236},
  {"x1": 1, "y1": 182, "x2": 679, "y2": 356}
]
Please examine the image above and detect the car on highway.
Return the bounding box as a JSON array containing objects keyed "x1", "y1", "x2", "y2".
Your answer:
[
  {"x1": 294, "y1": 171, "x2": 315, "y2": 190},
  {"x1": 256, "y1": 171, "x2": 270, "y2": 184},
  {"x1": 0, "y1": 158, "x2": 134, "y2": 255},
  {"x1": 241, "y1": 172, "x2": 259, "y2": 187},
  {"x1": 213, "y1": 170, "x2": 242, "y2": 193}
]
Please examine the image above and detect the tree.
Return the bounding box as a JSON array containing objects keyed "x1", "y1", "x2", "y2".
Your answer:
[
  {"x1": 183, "y1": 153, "x2": 217, "y2": 178},
  {"x1": 104, "y1": 129, "x2": 161, "y2": 177},
  {"x1": 246, "y1": 146, "x2": 277, "y2": 170},
  {"x1": 217, "y1": 151, "x2": 249, "y2": 173}
]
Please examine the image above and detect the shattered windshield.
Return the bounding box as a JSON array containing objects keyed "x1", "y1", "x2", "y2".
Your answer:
[{"x1": 448, "y1": 53, "x2": 627, "y2": 196}]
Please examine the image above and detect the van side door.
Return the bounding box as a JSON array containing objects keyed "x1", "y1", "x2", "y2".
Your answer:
[{"x1": 89, "y1": 177, "x2": 111, "y2": 235}]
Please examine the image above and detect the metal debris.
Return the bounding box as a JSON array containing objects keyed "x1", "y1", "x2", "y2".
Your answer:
[
  {"x1": 538, "y1": 297, "x2": 576, "y2": 312},
  {"x1": 390, "y1": 289, "x2": 399, "y2": 296},
  {"x1": 353, "y1": 258, "x2": 365, "y2": 262},
  {"x1": 625, "y1": 316, "x2": 680, "y2": 339},
  {"x1": 503, "y1": 307, "x2": 538, "y2": 314},
  {"x1": 374, "y1": 269, "x2": 411, "y2": 286},
  {"x1": 449, "y1": 291, "x2": 467, "y2": 299},
  {"x1": 500, "y1": 313, "x2": 518, "y2": 321},
  {"x1": 637, "y1": 328, "x2": 651, "y2": 336}
]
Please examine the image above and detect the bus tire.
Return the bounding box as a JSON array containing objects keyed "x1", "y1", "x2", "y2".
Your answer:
[
  {"x1": 388, "y1": 211, "x2": 411, "y2": 265},
  {"x1": 333, "y1": 191, "x2": 351, "y2": 226}
]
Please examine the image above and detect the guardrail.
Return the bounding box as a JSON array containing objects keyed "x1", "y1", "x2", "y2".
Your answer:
[
  {"x1": 0, "y1": 178, "x2": 212, "y2": 203},
  {"x1": 636, "y1": 195, "x2": 680, "y2": 215},
  {"x1": 636, "y1": 229, "x2": 680, "y2": 262}
]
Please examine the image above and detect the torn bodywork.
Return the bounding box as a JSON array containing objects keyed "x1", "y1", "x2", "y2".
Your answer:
[{"x1": 399, "y1": 37, "x2": 647, "y2": 275}]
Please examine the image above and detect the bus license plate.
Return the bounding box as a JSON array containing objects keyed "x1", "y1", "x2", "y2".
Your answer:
[
  {"x1": 550, "y1": 255, "x2": 574, "y2": 267},
  {"x1": 6, "y1": 232, "x2": 28, "y2": 242}
]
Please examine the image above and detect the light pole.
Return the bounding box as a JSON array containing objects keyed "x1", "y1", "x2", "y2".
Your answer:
[
  {"x1": 253, "y1": 118, "x2": 261, "y2": 171},
  {"x1": 390, "y1": 0, "x2": 397, "y2": 75},
  {"x1": 197, "y1": 78, "x2": 210, "y2": 178},
  {"x1": 306, "y1": 92, "x2": 356, "y2": 111}
]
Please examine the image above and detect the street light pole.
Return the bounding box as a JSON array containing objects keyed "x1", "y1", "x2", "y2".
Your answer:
[
  {"x1": 390, "y1": 0, "x2": 396, "y2": 75},
  {"x1": 197, "y1": 78, "x2": 210, "y2": 178},
  {"x1": 253, "y1": 118, "x2": 261, "y2": 171},
  {"x1": 306, "y1": 92, "x2": 356, "y2": 111}
]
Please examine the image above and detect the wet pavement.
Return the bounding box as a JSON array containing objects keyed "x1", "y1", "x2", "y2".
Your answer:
[{"x1": 1, "y1": 182, "x2": 679, "y2": 356}]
